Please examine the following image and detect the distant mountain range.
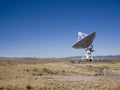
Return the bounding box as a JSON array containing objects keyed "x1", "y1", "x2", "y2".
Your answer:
[
  {"x1": 0, "y1": 55, "x2": 120, "y2": 60},
  {"x1": 65, "y1": 55, "x2": 120, "y2": 59}
]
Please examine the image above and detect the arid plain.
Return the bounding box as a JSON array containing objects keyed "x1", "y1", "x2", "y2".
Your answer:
[{"x1": 0, "y1": 59, "x2": 120, "y2": 90}]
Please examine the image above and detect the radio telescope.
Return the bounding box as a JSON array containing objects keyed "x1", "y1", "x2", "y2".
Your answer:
[{"x1": 72, "y1": 32, "x2": 96, "y2": 62}]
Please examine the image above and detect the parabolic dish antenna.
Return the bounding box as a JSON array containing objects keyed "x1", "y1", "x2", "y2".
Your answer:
[{"x1": 72, "y1": 32, "x2": 96, "y2": 61}]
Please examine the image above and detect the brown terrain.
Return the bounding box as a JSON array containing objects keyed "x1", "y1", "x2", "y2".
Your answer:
[{"x1": 0, "y1": 59, "x2": 120, "y2": 90}]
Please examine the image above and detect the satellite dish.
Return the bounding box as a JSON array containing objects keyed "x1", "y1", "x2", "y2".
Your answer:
[{"x1": 72, "y1": 32, "x2": 96, "y2": 61}]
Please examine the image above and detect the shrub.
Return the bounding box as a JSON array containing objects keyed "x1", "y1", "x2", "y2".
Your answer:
[
  {"x1": 26, "y1": 84, "x2": 32, "y2": 90},
  {"x1": 42, "y1": 68, "x2": 57, "y2": 74}
]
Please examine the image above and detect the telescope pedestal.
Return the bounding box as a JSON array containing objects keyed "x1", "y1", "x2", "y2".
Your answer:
[{"x1": 82, "y1": 45, "x2": 94, "y2": 62}]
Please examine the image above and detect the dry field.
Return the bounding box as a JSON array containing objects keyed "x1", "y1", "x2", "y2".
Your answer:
[{"x1": 0, "y1": 59, "x2": 120, "y2": 90}]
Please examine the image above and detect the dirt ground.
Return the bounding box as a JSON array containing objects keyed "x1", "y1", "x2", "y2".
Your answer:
[{"x1": 0, "y1": 59, "x2": 120, "y2": 90}]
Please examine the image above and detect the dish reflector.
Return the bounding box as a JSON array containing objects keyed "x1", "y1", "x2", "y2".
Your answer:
[{"x1": 72, "y1": 32, "x2": 96, "y2": 49}]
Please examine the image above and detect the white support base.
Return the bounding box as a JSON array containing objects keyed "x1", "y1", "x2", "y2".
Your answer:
[{"x1": 81, "y1": 45, "x2": 94, "y2": 61}]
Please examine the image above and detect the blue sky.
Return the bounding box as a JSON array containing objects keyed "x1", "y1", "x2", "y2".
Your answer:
[{"x1": 0, "y1": 0, "x2": 120, "y2": 57}]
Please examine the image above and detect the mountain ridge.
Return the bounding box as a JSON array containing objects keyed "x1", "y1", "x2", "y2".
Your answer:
[{"x1": 0, "y1": 55, "x2": 120, "y2": 60}]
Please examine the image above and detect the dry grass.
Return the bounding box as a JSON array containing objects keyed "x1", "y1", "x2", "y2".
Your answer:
[
  {"x1": 0, "y1": 59, "x2": 120, "y2": 90},
  {"x1": 0, "y1": 77, "x2": 120, "y2": 90},
  {"x1": 78, "y1": 62, "x2": 120, "y2": 68}
]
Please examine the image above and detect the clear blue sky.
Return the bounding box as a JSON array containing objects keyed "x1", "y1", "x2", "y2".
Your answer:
[{"x1": 0, "y1": 0, "x2": 120, "y2": 58}]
